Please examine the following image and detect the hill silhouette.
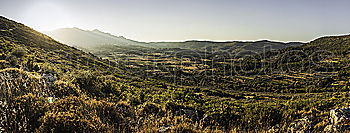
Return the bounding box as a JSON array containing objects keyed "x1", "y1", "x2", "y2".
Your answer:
[{"x1": 45, "y1": 27, "x2": 145, "y2": 48}]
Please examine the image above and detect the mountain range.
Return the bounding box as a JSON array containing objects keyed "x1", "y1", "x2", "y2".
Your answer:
[{"x1": 46, "y1": 28, "x2": 304, "y2": 55}]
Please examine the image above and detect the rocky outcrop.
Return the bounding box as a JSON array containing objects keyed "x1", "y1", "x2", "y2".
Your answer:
[
  {"x1": 324, "y1": 108, "x2": 350, "y2": 132},
  {"x1": 330, "y1": 108, "x2": 350, "y2": 125},
  {"x1": 288, "y1": 116, "x2": 312, "y2": 133}
]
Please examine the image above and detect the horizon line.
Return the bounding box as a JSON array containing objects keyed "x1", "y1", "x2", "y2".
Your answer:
[{"x1": 44, "y1": 27, "x2": 350, "y2": 44}]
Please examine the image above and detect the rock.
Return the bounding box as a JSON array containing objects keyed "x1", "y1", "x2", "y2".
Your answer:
[
  {"x1": 330, "y1": 108, "x2": 350, "y2": 125},
  {"x1": 159, "y1": 125, "x2": 172, "y2": 132},
  {"x1": 288, "y1": 117, "x2": 312, "y2": 133},
  {"x1": 324, "y1": 108, "x2": 350, "y2": 132},
  {"x1": 41, "y1": 73, "x2": 57, "y2": 83},
  {"x1": 324, "y1": 125, "x2": 350, "y2": 133}
]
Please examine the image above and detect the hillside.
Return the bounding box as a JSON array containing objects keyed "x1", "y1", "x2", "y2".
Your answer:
[
  {"x1": 1, "y1": 16, "x2": 350, "y2": 132},
  {"x1": 0, "y1": 16, "x2": 180, "y2": 132}
]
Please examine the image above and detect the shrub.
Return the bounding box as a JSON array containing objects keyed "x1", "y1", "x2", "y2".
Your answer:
[
  {"x1": 139, "y1": 102, "x2": 165, "y2": 116},
  {"x1": 53, "y1": 80, "x2": 82, "y2": 98},
  {"x1": 37, "y1": 96, "x2": 132, "y2": 132},
  {"x1": 11, "y1": 47, "x2": 27, "y2": 58}
]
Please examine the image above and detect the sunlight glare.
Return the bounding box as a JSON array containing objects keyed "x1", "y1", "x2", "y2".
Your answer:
[{"x1": 22, "y1": 1, "x2": 74, "y2": 31}]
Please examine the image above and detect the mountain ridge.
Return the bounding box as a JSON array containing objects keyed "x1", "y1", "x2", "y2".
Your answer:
[
  {"x1": 45, "y1": 27, "x2": 144, "y2": 48},
  {"x1": 46, "y1": 28, "x2": 305, "y2": 57},
  {"x1": 47, "y1": 27, "x2": 305, "y2": 46}
]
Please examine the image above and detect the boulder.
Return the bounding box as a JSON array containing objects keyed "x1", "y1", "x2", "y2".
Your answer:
[
  {"x1": 288, "y1": 117, "x2": 312, "y2": 133},
  {"x1": 330, "y1": 108, "x2": 350, "y2": 125},
  {"x1": 41, "y1": 73, "x2": 57, "y2": 83},
  {"x1": 323, "y1": 108, "x2": 350, "y2": 132}
]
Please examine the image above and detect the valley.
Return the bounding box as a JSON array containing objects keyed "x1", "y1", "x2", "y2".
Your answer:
[{"x1": 0, "y1": 16, "x2": 349, "y2": 132}]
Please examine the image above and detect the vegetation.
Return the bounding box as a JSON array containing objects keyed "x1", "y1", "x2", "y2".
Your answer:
[{"x1": 1, "y1": 16, "x2": 350, "y2": 132}]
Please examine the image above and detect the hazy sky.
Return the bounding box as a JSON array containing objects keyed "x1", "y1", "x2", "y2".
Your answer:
[{"x1": 1, "y1": 0, "x2": 350, "y2": 42}]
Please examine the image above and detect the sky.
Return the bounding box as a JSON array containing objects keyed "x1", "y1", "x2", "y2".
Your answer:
[{"x1": 0, "y1": 0, "x2": 350, "y2": 42}]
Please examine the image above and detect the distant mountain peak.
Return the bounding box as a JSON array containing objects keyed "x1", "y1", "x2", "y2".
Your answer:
[
  {"x1": 255, "y1": 40, "x2": 274, "y2": 43},
  {"x1": 91, "y1": 29, "x2": 125, "y2": 39},
  {"x1": 92, "y1": 29, "x2": 103, "y2": 33},
  {"x1": 71, "y1": 27, "x2": 83, "y2": 30}
]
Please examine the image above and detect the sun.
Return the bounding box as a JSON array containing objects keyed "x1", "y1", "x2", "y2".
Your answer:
[{"x1": 21, "y1": 1, "x2": 74, "y2": 31}]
